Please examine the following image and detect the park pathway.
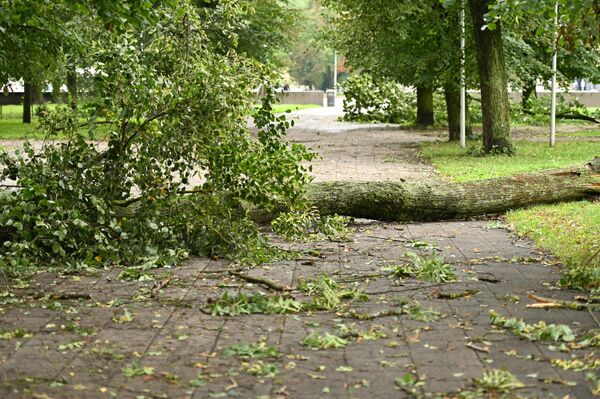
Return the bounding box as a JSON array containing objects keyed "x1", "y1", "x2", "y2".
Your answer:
[{"x1": 0, "y1": 104, "x2": 598, "y2": 399}]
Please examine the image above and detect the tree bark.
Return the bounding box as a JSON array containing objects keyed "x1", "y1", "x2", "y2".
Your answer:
[
  {"x1": 416, "y1": 86, "x2": 434, "y2": 127},
  {"x1": 468, "y1": 0, "x2": 512, "y2": 154},
  {"x1": 23, "y1": 82, "x2": 32, "y2": 124},
  {"x1": 303, "y1": 159, "x2": 599, "y2": 222},
  {"x1": 444, "y1": 85, "x2": 472, "y2": 141},
  {"x1": 522, "y1": 80, "x2": 536, "y2": 111}
]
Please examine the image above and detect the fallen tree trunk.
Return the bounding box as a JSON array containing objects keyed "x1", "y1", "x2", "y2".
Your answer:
[{"x1": 300, "y1": 158, "x2": 600, "y2": 222}]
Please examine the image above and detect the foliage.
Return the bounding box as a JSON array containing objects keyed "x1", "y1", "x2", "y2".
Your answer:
[
  {"x1": 224, "y1": 342, "x2": 280, "y2": 359},
  {"x1": 475, "y1": 369, "x2": 524, "y2": 394},
  {"x1": 341, "y1": 74, "x2": 416, "y2": 124},
  {"x1": 395, "y1": 372, "x2": 425, "y2": 396},
  {"x1": 301, "y1": 331, "x2": 348, "y2": 349},
  {"x1": 489, "y1": 311, "x2": 576, "y2": 342},
  {"x1": 298, "y1": 273, "x2": 369, "y2": 310},
  {"x1": 241, "y1": 360, "x2": 279, "y2": 377},
  {"x1": 210, "y1": 292, "x2": 303, "y2": 316},
  {"x1": 235, "y1": 0, "x2": 297, "y2": 67},
  {"x1": 122, "y1": 361, "x2": 154, "y2": 378},
  {"x1": 337, "y1": 323, "x2": 387, "y2": 341},
  {"x1": 512, "y1": 95, "x2": 600, "y2": 126},
  {"x1": 407, "y1": 252, "x2": 456, "y2": 283},
  {"x1": 383, "y1": 252, "x2": 456, "y2": 283},
  {"x1": 271, "y1": 209, "x2": 350, "y2": 242},
  {"x1": 323, "y1": 0, "x2": 475, "y2": 91},
  {"x1": 287, "y1": 0, "x2": 336, "y2": 90},
  {"x1": 498, "y1": 4, "x2": 600, "y2": 93},
  {"x1": 0, "y1": 1, "x2": 331, "y2": 275},
  {"x1": 506, "y1": 201, "x2": 600, "y2": 291}
]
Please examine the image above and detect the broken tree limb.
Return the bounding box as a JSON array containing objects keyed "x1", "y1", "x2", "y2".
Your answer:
[
  {"x1": 298, "y1": 158, "x2": 600, "y2": 222},
  {"x1": 556, "y1": 113, "x2": 600, "y2": 124},
  {"x1": 230, "y1": 271, "x2": 292, "y2": 292},
  {"x1": 527, "y1": 293, "x2": 600, "y2": 312}
]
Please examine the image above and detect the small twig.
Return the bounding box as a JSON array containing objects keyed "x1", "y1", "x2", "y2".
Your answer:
[
  {"x1": 225, "y1": 376, "x2": 238, "y2": 392},
  {"x1": 30, "y1": 292, "x2": 93, "y2": 301},
  {"x1": 365, "y1": 235, "x2": 408, "y2": 243},
  {"x1": 151, "y1": 278, "x2": 172, "y2": 299},
  {"x1": 336, "y1": 273, "x2": 386, "y2": 283},
  {"x1": 466, "y1": 342, "x2": 490, "y2": 353},
  {"x1": 340, "y1": 309, "x2": 406, "y2": 320},
  {"x1": 200, "y1": 266, "x2": 248, "y2": 275},
  {"x1": 436, "y1": 290, "x2": 479, "y2": 300},
  {"x1": 575, "y1": 295, "x2": 600, "y2": 304},
  {"x1": 230, "y1": 272, "x2": 292, "y2": 292},
  {"x1": 527, "y1": 293, "x2": 600, "y2": 311}
]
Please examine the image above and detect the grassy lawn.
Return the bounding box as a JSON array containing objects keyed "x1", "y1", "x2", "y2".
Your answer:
[
  {"x1": 421, "y1": 140, "x2": 600, "y2": 182},
  {"x1": 267, "y1": 103, "x2": 321, "y2": 113},
  {"x1": 421, "y1": 137, "x2": 600, "y2": 290},
  {"x1": 558, "y1": 129, "x2": 600, "y2": 138},
  {"x1": 0, "y1": 104, "x2": 63, "y2": 139},
  {"x1": 505, "y1": 201, "x2": 600, "y2": 290},
  {"x1": 0, "y1": 120, "x2": 45, "y2": 139}
]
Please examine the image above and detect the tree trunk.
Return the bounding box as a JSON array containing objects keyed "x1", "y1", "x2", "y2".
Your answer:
[
  {"x1": 522, "y1": 80, "x2": 536, "y2": 111},
  {"x1": 444, "y1": 86, "x2": 472, "y2": 141},
  {"x1": 416, "y1": 86, "x2": 434, "y2": 127},
  {"x1": 468, "y1": 0, "x2": 512, "y2": 154},
  {"x1": 303, "y1": 159, "x2": 599, "y2": 222},
  {"x1": 23, "y1": 82, "x2": 32, "y2": 124},
  {"x1": 66, "y1": 68, "x2": 78, "y2": 108}
]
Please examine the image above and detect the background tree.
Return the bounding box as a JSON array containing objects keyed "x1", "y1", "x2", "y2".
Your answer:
[
  {"x1": 287, "y1": 0, "x2": 335, "y2": 90},
  {"x1": 0, "y1": 1, "x2": 75, "y2": 122},
  {"x1": 468, "y1": 0, "x2": 513, "y2": 154},
  {"x1": 323, "y1": 0, "x2": 477, "y2": 134}
]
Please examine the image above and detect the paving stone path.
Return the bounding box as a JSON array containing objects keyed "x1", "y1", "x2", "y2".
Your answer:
[{"x1": 1, "y1": 106, "x2": 598, "y2": 399}]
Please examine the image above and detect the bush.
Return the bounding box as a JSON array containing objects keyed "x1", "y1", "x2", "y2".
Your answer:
[{"x1": 341, "y1": 74, "x2": 415, "y2": 124}]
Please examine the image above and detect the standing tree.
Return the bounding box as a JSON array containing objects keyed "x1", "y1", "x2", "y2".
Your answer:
[
  {"x1": 468, "y1": 0, "x2": 513, "y2": 154},
  {"x1": 0, "y1": 1, "x2": 75, "y2": 122}
]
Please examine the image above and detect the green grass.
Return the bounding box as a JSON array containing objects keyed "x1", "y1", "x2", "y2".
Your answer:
[
  {"x1": 0, "y1": 120, "x2": 44, "y2": 139},
  {"x1": 505, "y1": 201, "x2": 600, "y2": 290},
  {"x1": 268, "y1": 103, "x2": 320, "y2": 113},
  {"x1": 421, "y1": 136, "x2": 600, "y2": 291},
  {"x1": 558, "y1": 129, "x2": 600, "y2": 138},
  {"x1": 0, "y1": 104, "x2": 63, "y2": 139},
  {"x1": 421, "y1": 140, "x2": 600, "y2": 182}
]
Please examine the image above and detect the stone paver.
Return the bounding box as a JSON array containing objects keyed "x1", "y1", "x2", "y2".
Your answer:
[{"x1": 1, "y1": 106, "x2": 598, "y2": 398}]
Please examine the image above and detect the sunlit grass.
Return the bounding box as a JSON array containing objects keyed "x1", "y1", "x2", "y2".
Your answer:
[
  {"x1": 259, "y1": 103, "x2": 321, "y2": 114},
  {"x1": 420, "y1": 140, "x2": 600, "y2": 182}
]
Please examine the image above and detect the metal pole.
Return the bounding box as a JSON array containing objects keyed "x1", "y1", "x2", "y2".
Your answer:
[
  {"x1": 550, "y1": 0, "x2": 559, "y2": 147},
  {"x1": 460, "y1": 0, "x2": 466, "y2": 148}
]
